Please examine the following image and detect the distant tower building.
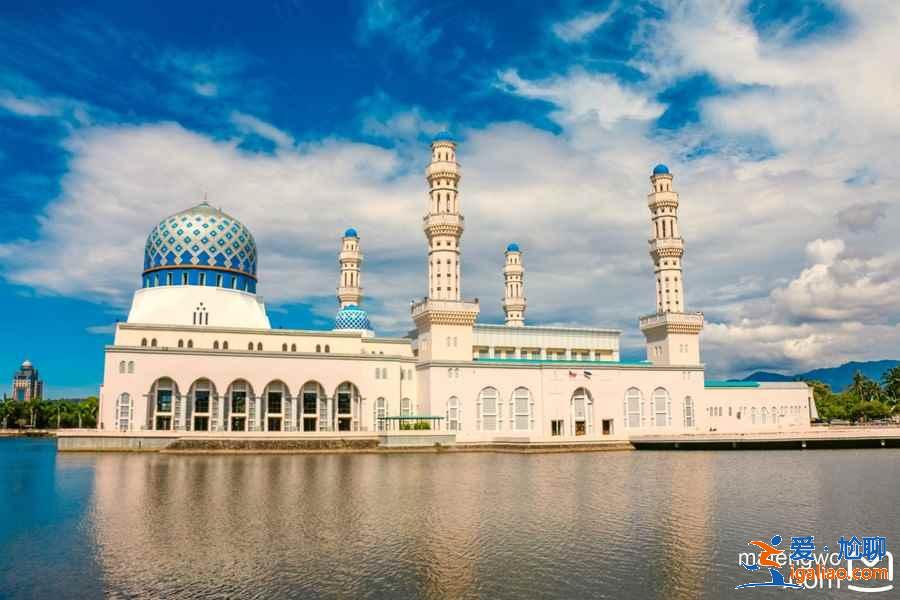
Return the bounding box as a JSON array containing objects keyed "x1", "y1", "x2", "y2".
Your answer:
[
  {"x1": 334, "y1": 228, "x2": 372, "y2": 333},
  {"x1": 502, "y1": 243, "x2": 526, "y2": 326},
  {"x1": 337, "y1": 228, "x2": 362, "y2": 308},
  {"x1": 639, "y1": 164, "x2": 704, "y2": 365},
  {"x1": 12, "y1": 359, "x2": 43, "y2": 401},
  {"x1": 411, "y1": 132, "x2": 480, "y2": 361}
]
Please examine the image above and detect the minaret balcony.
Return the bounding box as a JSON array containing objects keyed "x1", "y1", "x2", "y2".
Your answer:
[
  {"x1": 337, "y1": 286, "x2": 363, "y2": 297},
  {"x1": 424, "y1": 213, "x2": 464, "y2": 233},
  {"x1": 649, "y1": 237, "x2": 684, "y2": 257},
  {"x1": 639, "y1": 311, "x2": 704, "y2": 334},
  {"x1": 426, "y1": 161, "x2": 460, "y2": 178},
  {"x1": 339, "y1": 250, "x2": 364, "y2": 261}
]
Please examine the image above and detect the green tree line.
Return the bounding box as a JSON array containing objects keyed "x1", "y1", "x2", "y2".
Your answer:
[
  {"x1": 810, "y1": 367, "x2": 900, "y2": 423},
  {"x1": 0, "y1": 397, "x2": 98, "y2": 429}
]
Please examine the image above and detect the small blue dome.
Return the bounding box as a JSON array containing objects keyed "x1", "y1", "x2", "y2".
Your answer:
[
  {"x1": 506, "y1": 242, "x2": 520, "y2": 252},
  {"x1": 334, "y1": 305, "x2": 372, "y2": 331},
  {"x1": 433, "y1": 130, "x2": 454, "y2": 142},
  {"x1": 652, "y1": 163, "x2": 670, "y2": 175},
  {"x1": 344, "y1": 227, "x2": 358, "y2": 238}
]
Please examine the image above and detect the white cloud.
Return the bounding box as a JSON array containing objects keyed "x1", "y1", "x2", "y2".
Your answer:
[
  {"x1": 552, "y1": 6, "x2": 617, "y2": 42},
  {"x1": 86, "y1": 323, "x2": 117, "y2": 334},
  {"x1": 229, "y1": 111, "x2": 295, "y2": 148},
  {"x1": 497, "y1": 68, "x2": 665, "y2": 127}
]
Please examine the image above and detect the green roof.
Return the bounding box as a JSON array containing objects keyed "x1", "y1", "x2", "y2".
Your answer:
[{"x1": 704, "y1": 380, "x2": 760, "y2": 388}]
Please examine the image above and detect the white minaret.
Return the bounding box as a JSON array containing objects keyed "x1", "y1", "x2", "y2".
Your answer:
[
  {"x1": 639, "y1": 164, "x2": 704, "y2": 365},
  {"x1": 411, "y1": 132, "x2": 479, "y2": 362},
  {"x1": 425, "y1": 134, "x2": 463, "y2": 300},
  {"x1": 337, "y1": 228, "x2": 362, "y2": 308},
  {"x1": 502, "y1": 243, "x2": 526, "y2": 326}
]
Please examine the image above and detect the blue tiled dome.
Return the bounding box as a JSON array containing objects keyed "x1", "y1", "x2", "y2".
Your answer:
[
  {"x1": 334, "y1": 305, "x2": 372, "y2": 331},
  {"x1": 344, "y1": 227, "x2": 358, "y2": 238},
  {"x1": 142, "y1": 202, "x2": 258, "y2": 292},
  {"x1": 433, "y1": 130, "x2": 454, "y2": 142},
  {"x1": 652, "y1": 163, "x2": 670, "y2": 175},
  {"x1": 506, "y1": 242, "x2": 520, "y2": 252}
]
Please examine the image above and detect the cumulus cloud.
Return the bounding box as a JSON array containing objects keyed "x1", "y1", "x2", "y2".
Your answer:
[{"x1": 836, "y1": 200, "x2": 888, "y2": 232}]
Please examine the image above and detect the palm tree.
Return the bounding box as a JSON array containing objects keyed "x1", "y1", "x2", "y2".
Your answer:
[{"x1": 883, "y1": 366, "x2": 900, "y2": 402}]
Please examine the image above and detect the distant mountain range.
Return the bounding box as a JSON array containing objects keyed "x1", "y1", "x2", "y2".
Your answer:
[{"x1": 741, "y1": 360, "x2": 900, "y2": 392}]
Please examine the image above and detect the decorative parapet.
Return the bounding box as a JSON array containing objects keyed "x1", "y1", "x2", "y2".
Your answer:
[
  {"x1": 411, "y1": 298, "x2": 479, "y2": 326},
  {"x1": 639, "y1": 311, "x2": 704, "y2": 334}
]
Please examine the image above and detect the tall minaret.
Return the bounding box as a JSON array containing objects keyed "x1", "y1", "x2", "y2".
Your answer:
[
  {"x1": 337, "y1": 228, "x2": 362, "y2": 308},
  {"x1": 639, "y1": 164, "x2": 704, "y2": 365},
  {"x1": 411, "y1": 132, "x2": 480, "y2": 362},
  {"x1": 425, "y1": 133, "x2": 463, "y2": 300},
  {"x1": 647, "y1": 165, "x2": 684, "y2": 313},
  {"x1": 502, "y1": 243, "x2": 526, "y2": 326}
]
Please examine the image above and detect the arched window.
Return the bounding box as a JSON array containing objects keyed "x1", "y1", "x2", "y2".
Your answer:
[
  {"x1": 127, "y1": 361, "x2": 134, "y2": 374},
  {"x1": 400, "y1": 397, "x2": 412, "y2": 417},
  {"x1": 571, "y1": 387, "x2": 593, "y2": 435},
  {"x1": 761, "y1": 407, "x2": 768, "y2": 425},
  {"x1": 187, "y1": 339, "x2": 193, "y2": 349},
  {"x1": 141, "y1": 338, "x2": 147, "y2": 347},
  {"x1": 178, "y1": 339, "x2": 184, "y2": 348},
  {"x1": 624, "y1": 387, "x2": 642, "y2": 428},
  {"x1": 652, "y1": 388, "x2": 671, "y2": 427},
  {"x1": 257, "y1": 342, "x2": 263, "y2": 351},
  {"x1": 213, "y1": 341, "x2": 219, "y2": 350},
  {"x1": 118, "y1": 360, "x2": 126, "y2": 374},
  {"x1": 222, "y1": 341, "x2": 229, "y2": 350},
  {"x1": 150, "y1": 338, "x2": 157, "y2": 347},
  {"x1": 117, "y1": 393, "x2": 131, "y2": 431},
  {"x1": 316, "y1": 344, "x2": 321, "y2": 353},
  {"x1": 282, "y1": 343, "x2": 288, "y2": 352},
  {"x1": 335, "y1": 382, "x2": 361, "y2": 431},
  {"x1": 248, "y1": 342, "x2": 254, "y2": 351},
  {"x1": 291, "y1": 343, "x2": 296, "y2": 352},
  {"x1": 375, "y1": 397, "x2": 387, "y2": 431},
  {"x1": 263, "y1": 381, "x2": 286, "y2": 431},
  {"x1": 447, "y1": 396, "x2": 460, "y2": 431},
  {"x1": 477, "y1": 387, "x2": 499, "y2": 431},
  {"x1": 324, "y1": 344, "x2": 330, "y2": 353},
  {"x1": 512, "y1": 387, "x2": 532, "y2": 431},
  {"x1": 683, "y1": 396, "x2": 694, "y2": 427}
]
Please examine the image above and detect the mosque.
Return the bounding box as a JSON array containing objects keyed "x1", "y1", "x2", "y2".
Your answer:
[{"x1": 96, "y1": 134, "x2": 813, "y2": 443}]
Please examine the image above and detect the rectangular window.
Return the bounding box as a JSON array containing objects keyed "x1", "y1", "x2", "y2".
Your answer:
[
  {"x1": 166, "y1": 272, "x2": 173, "y2": 285},
  {"x1": 602, "y1": 419, "x2": 613, "y2": 435},
  {"x1": 303, "y1": 392, "x2": 317, "y2": 414},
  {"x1": 551, "y1": 420, "x2": 564, "y2": 436},
  {"x1": 199, "y1": 272, "x2": 206, "y2": 286},
  {"x1": 216, "y1": 274, "x2": 222, "y2": 287},
  {"x1": 231, "y1": 391, "x2": 246, "y2": 413},
  {"x1": 182, "y1": 272, "x2": 189, "y2": 285},
  {"x1": 482, "y1": 396, "x2": 497, "y2": 431},
  {"x1": 337, "y1": 393, "x2": 351, "y2": 415},
  {"x1": 194, "y1": 390, "x2": 210, "y2": 413},
  {"x1": 156, "y1": 390, "x2": 172, "y2": 413},
  {"x1": 267, "y1": 392, "x2": 282, "y2": 414}
]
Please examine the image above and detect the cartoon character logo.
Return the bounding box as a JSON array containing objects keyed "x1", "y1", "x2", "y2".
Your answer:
[{"x1": 736, "y1": 535, "x2": 803, "y2": 590}]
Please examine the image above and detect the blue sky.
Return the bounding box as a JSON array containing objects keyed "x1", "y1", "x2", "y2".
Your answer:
[{"x1": 1, "y1": 0, "x2": 898, "y2": 397}]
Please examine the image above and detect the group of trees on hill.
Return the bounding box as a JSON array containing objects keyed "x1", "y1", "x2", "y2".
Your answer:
[
  {"x1": 810, "y1": 367, "x2": 900, "y2": 422},
  {"x1": 0, "y1": 397, "x2": 98, "y2": 429}
]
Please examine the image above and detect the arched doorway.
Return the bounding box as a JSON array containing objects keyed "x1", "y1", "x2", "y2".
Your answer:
[
  {"x1": 571, "y1": 387, "x2": 593, "y2": 436},
  {"x1": 188, "y1": 378, "x2": 217, "y2": 431},
  {"x1": 299, "y1": 381, "x2": 325, "y2": 432},
  {"x1": 333, "y1": 382, "x2": 360, "y2": 431},
  {"x1": 263, "y1": 380, "x2": 289, "y2": 431},
  {"x1": 150, "y1": 378, "x2": 178, "y2": 431},
  {"x1": 225, "y1": 380, "x2": 253, "y2": 431}
]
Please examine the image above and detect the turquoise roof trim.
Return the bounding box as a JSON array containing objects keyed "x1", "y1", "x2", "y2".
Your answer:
[{"x1": 705, "y1": 380, "x2": 760, "y2": 388}]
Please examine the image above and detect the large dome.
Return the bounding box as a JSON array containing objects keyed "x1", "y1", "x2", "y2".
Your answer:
[{"x1": 142, "y1": 202, "x2": 259, "y2": 292}]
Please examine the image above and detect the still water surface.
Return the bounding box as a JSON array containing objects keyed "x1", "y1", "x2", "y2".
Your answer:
[{"x1": 1, "y1": 439, "x2": 898, "y2": 599}]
